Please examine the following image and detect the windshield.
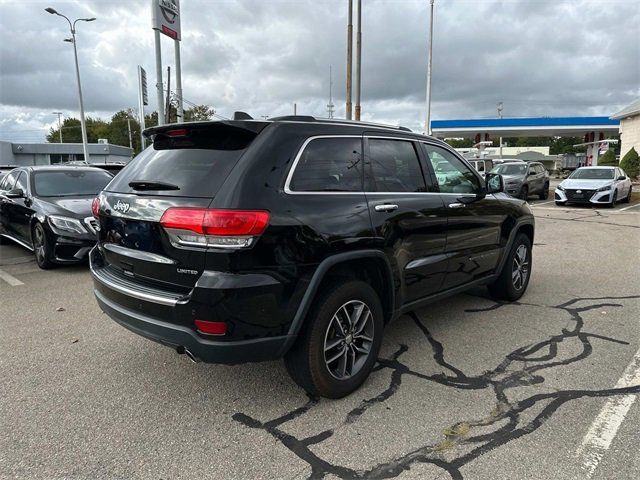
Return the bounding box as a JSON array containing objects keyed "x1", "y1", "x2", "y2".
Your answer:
[
  {"x1": 569, "y1": 168, "x2": 614, "y2": 180},
  {"x1": 490, "y1": 164, "x2": 527, "y2": 175},
  {"x1": 34, "y1": 170, "x2": 113, "y2": 196}
]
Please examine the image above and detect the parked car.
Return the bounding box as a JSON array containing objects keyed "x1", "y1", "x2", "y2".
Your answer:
[
  {"x1": 555, "y1": 166, "x2": 632, "y2": 207},
  {"x1": 0, "y1": 166, "x2": 113, "y2": 268},
  {"x1": 468, "y1": 158, "x2": 494, "y2": 179},
  {"x1": 489, "y1": 161, "x2": 549, "y2": 200},
  {"x1": 90, "y1": 116, "x2": 535, "y2": 398},
  {"x1": 491, "y1": 158, "x2": 525, "y2": 167}
]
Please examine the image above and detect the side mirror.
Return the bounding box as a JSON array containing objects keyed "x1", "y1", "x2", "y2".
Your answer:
[
  {"x1": 617, "y1": 175, "x2": 626, "y2": 181},
  {"x1": 5, "y1": 188, "x2": 24, "y2": 199},
  {"x1": 485, "y1": 173, "x2": 504, "y2": 194}
]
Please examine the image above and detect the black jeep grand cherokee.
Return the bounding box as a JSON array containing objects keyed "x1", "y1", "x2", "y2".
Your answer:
[{"x1": 90, "y1": 115, "x2": 534, "y2": 398}]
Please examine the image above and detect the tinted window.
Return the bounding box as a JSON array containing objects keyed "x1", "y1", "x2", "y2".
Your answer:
[
  {"x1": 367, "y1": 139, "x2": 425, "y2": 192},
  {"x1": 108, "y1": 125, "x2": 260, "y2": 197},
  {"x1": 14, "y1": 172, "x2": 28, "y2": 192},
  {"x1": 289, "y1": 137, "x2": 362, "y2": 192},
  {"x1": 424, "y1": 145, "x2": 481, "y2": 194},
  {"x1": 34, "y1": 170, "x2": 113, "y2": 196},
  {"x1": 570, "y1": 168, "x2": 614, "y2": 180},
  {"x1": 1, "y1": 171, "x2": 19, "y2": 191}
]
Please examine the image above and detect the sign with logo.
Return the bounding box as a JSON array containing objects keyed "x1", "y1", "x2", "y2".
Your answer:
[
  {"x1": 152, "y1": 0, "x2": 181, "y2": 41},
  {"x1": 139, "y1": 66, "x2": 148, "y2": 105}
]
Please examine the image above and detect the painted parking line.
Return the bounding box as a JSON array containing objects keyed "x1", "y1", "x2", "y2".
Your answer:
[
  {"x1": 532, "y1": 200, "x2": 556, "y2": 206},
  {"x1": 0, "y1": 268, "x2": 24, "y2": 286},
  {"x1": 617, "y1": 202, "x2": 640, "y2": 212},
  {"x1": 576, "y1": 347, "x2": 640, "y2": 478}
]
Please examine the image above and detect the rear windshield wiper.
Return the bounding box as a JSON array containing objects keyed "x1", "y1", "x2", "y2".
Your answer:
[{"x1": 128, "y1": 180, "x2": 180, "y2": 191}]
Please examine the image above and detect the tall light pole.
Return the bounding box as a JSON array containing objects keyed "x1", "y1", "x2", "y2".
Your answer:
[
  {"x1": 45, "y1": 7, "x2": 95, "y2": 162},
  {"x1": 497, "y1": 101, "x2": 504, "y2": 158},
  {"x1": 51, "y1": 112, "x2": 63, "y2": 143},
  {"x1": 346, "y1": 0, "x2": 353, "y2": 120},
  {"x1": 354, "y1": 0, "x2": 362, "y2": 121},
  {"x1": 424, "y1": 0, "x2": 435, "y2": 135}
]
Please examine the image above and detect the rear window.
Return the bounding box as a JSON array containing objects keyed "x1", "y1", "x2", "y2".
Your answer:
[
  {"x1": 289, "y1": 137, "x2": 363, "y2": 192},
  {"x1": 106, "y1": 124, "x2": 259, "y2": 197},
  {"x1": 34, "y1": 170, "x2": 113, "y2": 196}
]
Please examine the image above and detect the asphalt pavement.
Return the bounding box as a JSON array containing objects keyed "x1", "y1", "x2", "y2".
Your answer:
[{"x1": 1, "y1": 200, "x2": 639, "y2": 480}]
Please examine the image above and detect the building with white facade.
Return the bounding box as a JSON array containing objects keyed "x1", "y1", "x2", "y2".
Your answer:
[
  {"x1": 0, "y1": 141, "x2": 133, "y2": 166},
  {"x1": 611, "y1": 99, "x2": 640, "y2": 159}
]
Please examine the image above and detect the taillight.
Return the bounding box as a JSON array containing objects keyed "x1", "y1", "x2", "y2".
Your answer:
[
  {"x1": 91, "y1": 197, "x2": 100, "y2": 218},
  {"x1": 160, "y1": 208, "x2": 270, "y2": 249},
  {"x1": 194, "y1": 319, "x2": 227, "y2": 336}
]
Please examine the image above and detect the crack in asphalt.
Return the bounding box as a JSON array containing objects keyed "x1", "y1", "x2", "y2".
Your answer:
[{"x1": 232, "y1": 294, "x2": 640, "y2": 479}]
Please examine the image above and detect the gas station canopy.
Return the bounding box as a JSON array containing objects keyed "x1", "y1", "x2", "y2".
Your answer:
[{"x1": 431, "y1": 116, "x2": 619, "y2": 138}]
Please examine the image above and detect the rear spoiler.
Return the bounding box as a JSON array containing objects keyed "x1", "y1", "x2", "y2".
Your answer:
[{"x1": 143, "y1": 120, "x2": 269, "y2": 139}]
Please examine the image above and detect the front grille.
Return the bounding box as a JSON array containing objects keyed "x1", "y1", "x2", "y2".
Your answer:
[{"x1": 565, "y1": 189, "x2": 595, "y2": 203}]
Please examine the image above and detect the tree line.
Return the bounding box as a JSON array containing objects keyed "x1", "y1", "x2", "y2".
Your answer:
[
  {"x1": 445, "y1": 136, "x2": 621, "y2": 155},
  {"x1": 46, "y1": 105, "x2": 216, "y2": 155}
]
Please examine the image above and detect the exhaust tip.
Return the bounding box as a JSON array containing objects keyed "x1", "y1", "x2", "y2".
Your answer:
[{"x1": 176, "y1": 345, "x2": 199, "y2": 363}]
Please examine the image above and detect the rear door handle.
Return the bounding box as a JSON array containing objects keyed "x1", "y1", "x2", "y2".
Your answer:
[
  {"x1": 448, "y1": 202, "x2": 465, "y2": 209},
  {"x1": 374, "y1": 204, "x2": 399, "y2": 212}
]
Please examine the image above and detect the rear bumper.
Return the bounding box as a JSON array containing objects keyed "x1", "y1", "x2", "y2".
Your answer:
[
  {"x1": 90, "y1": 246, "x2": 294, "y2": 364},
  {"x1": 95, "y1": 289, "x2": 291, "y2": 363}
]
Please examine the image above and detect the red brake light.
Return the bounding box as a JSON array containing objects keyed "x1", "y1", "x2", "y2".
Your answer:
[
  {"x1": 160, "y1": 208, "x2": 270, "y2": 236},
  {"x1": 166, "y1": 129, "x2": 188, "y2": 137},
  {"x1": 91, "y1": 197, "x2": 100, "y2": 218},
  {"x1": 194, "y1": 320, "x2": 227, "y2": 336}
]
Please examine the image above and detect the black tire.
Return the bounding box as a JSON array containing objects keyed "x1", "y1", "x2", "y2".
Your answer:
[
  {"x1": 555, "y1": 201, "x2": 566, "y2": 206},
  {"x1": 488, "y1": 233, "x2": 532, "y2": 301},
  {"x1": 539, "y1": 183, "x2": 549, "y2": 200},
  {"x1": 32, "y1": 222, "x2": 54, "y2": 269},
  {"x1": 622, "y1": 186, "x2": 632, "y2": 203},
  {"x1": 607, "y1": 190, "x2": 617, "y2": 208},
  {"x1": 284, "y1": 279, "x2": 384, "y2": 399},
  {"x1": 520, "y1": 185, "x2": 529, "y2": 201}
]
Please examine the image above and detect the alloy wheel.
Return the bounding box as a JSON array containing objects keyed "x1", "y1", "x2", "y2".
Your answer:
[
  {"x1": 33, "y1": 225, "x2": 46, "y2": 264},
  {"x1": 323, "y1": 300, "x2": 374, "y2": 380},
  {"x1": 512, "y1": 244, "x2": 529, "y2": 291}
]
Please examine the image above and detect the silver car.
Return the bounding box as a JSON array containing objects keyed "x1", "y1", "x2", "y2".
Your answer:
[{"x1": 555, "y1": 166, "x2": 633, "y2": 207}]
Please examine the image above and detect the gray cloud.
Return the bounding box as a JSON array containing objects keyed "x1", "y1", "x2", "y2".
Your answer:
[{"x1": 0, "y1": 0, "x2": 638, "y2": 142}]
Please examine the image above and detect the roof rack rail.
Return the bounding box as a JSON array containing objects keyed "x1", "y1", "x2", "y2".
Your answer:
[
  {"x1": 268, "y1": 115, "x2": 316, "y2": 122},
  {"x1": 268, "y1": 115, "x2": 414, "y2": 132}
]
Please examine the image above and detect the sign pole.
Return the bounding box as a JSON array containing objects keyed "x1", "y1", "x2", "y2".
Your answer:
[
  {"x1": 154, "y1": 29, "x2": 165, "y2": 126},
  {"x1": 137, "y1": 66, "x2": 147, "y2": 149},
  {"x1": 175, "y1": 40, "x2": 183, "y2": 122}
]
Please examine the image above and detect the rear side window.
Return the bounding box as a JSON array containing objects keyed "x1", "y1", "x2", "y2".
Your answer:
[
  {"x1": 106, "y1": 124, "x2": 259, "y2": 198},
  {"x1": 289, "y1": 137, "x2": 363, "y2": 192},
  {"x1": 366, "y1": 139, "x2": 426, "y2": 192}
]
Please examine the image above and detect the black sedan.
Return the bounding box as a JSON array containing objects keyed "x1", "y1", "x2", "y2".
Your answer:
[{"x1": 0, "y1": 166, "x2": 113, "y2": 269}]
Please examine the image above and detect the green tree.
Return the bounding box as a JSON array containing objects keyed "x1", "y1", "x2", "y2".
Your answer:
[
  {"x1": 184, "y1": 104, "x2": 216, "y2": 122},
  {"x1": 598, "y1": 149, "x2": 617, "y2": 166},
  {"x1": 619, "y1": 147, "x2": 639, "y2": 178},
  {"x1": 46, "y1": 104, "x2": 216, "y2": 155}
]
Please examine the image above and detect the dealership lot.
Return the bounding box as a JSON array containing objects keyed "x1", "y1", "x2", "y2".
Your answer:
[{"x1": 1, "y1": 201, "x2": 639, "y2": 480}]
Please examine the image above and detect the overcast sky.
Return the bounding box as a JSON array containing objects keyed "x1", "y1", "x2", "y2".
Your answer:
[{"x1": 0, "y1": 0, "x2": 638, "y2": 142}]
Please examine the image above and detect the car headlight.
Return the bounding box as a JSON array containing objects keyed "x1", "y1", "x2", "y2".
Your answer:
[
  {"x1": 557, "y1": 185, "x2": 564, "y2": 191},
  {"x1": 48, "y1": 215, "x2": 87, "y2": 234},
  {"x1": 597, "y1": 184, "x2": 612, "y2": 192}
]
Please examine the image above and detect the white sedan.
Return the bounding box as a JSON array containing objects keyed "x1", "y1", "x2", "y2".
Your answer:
[{"x1": 555, "y1": 166, "x2": 633, "y2": 207}]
